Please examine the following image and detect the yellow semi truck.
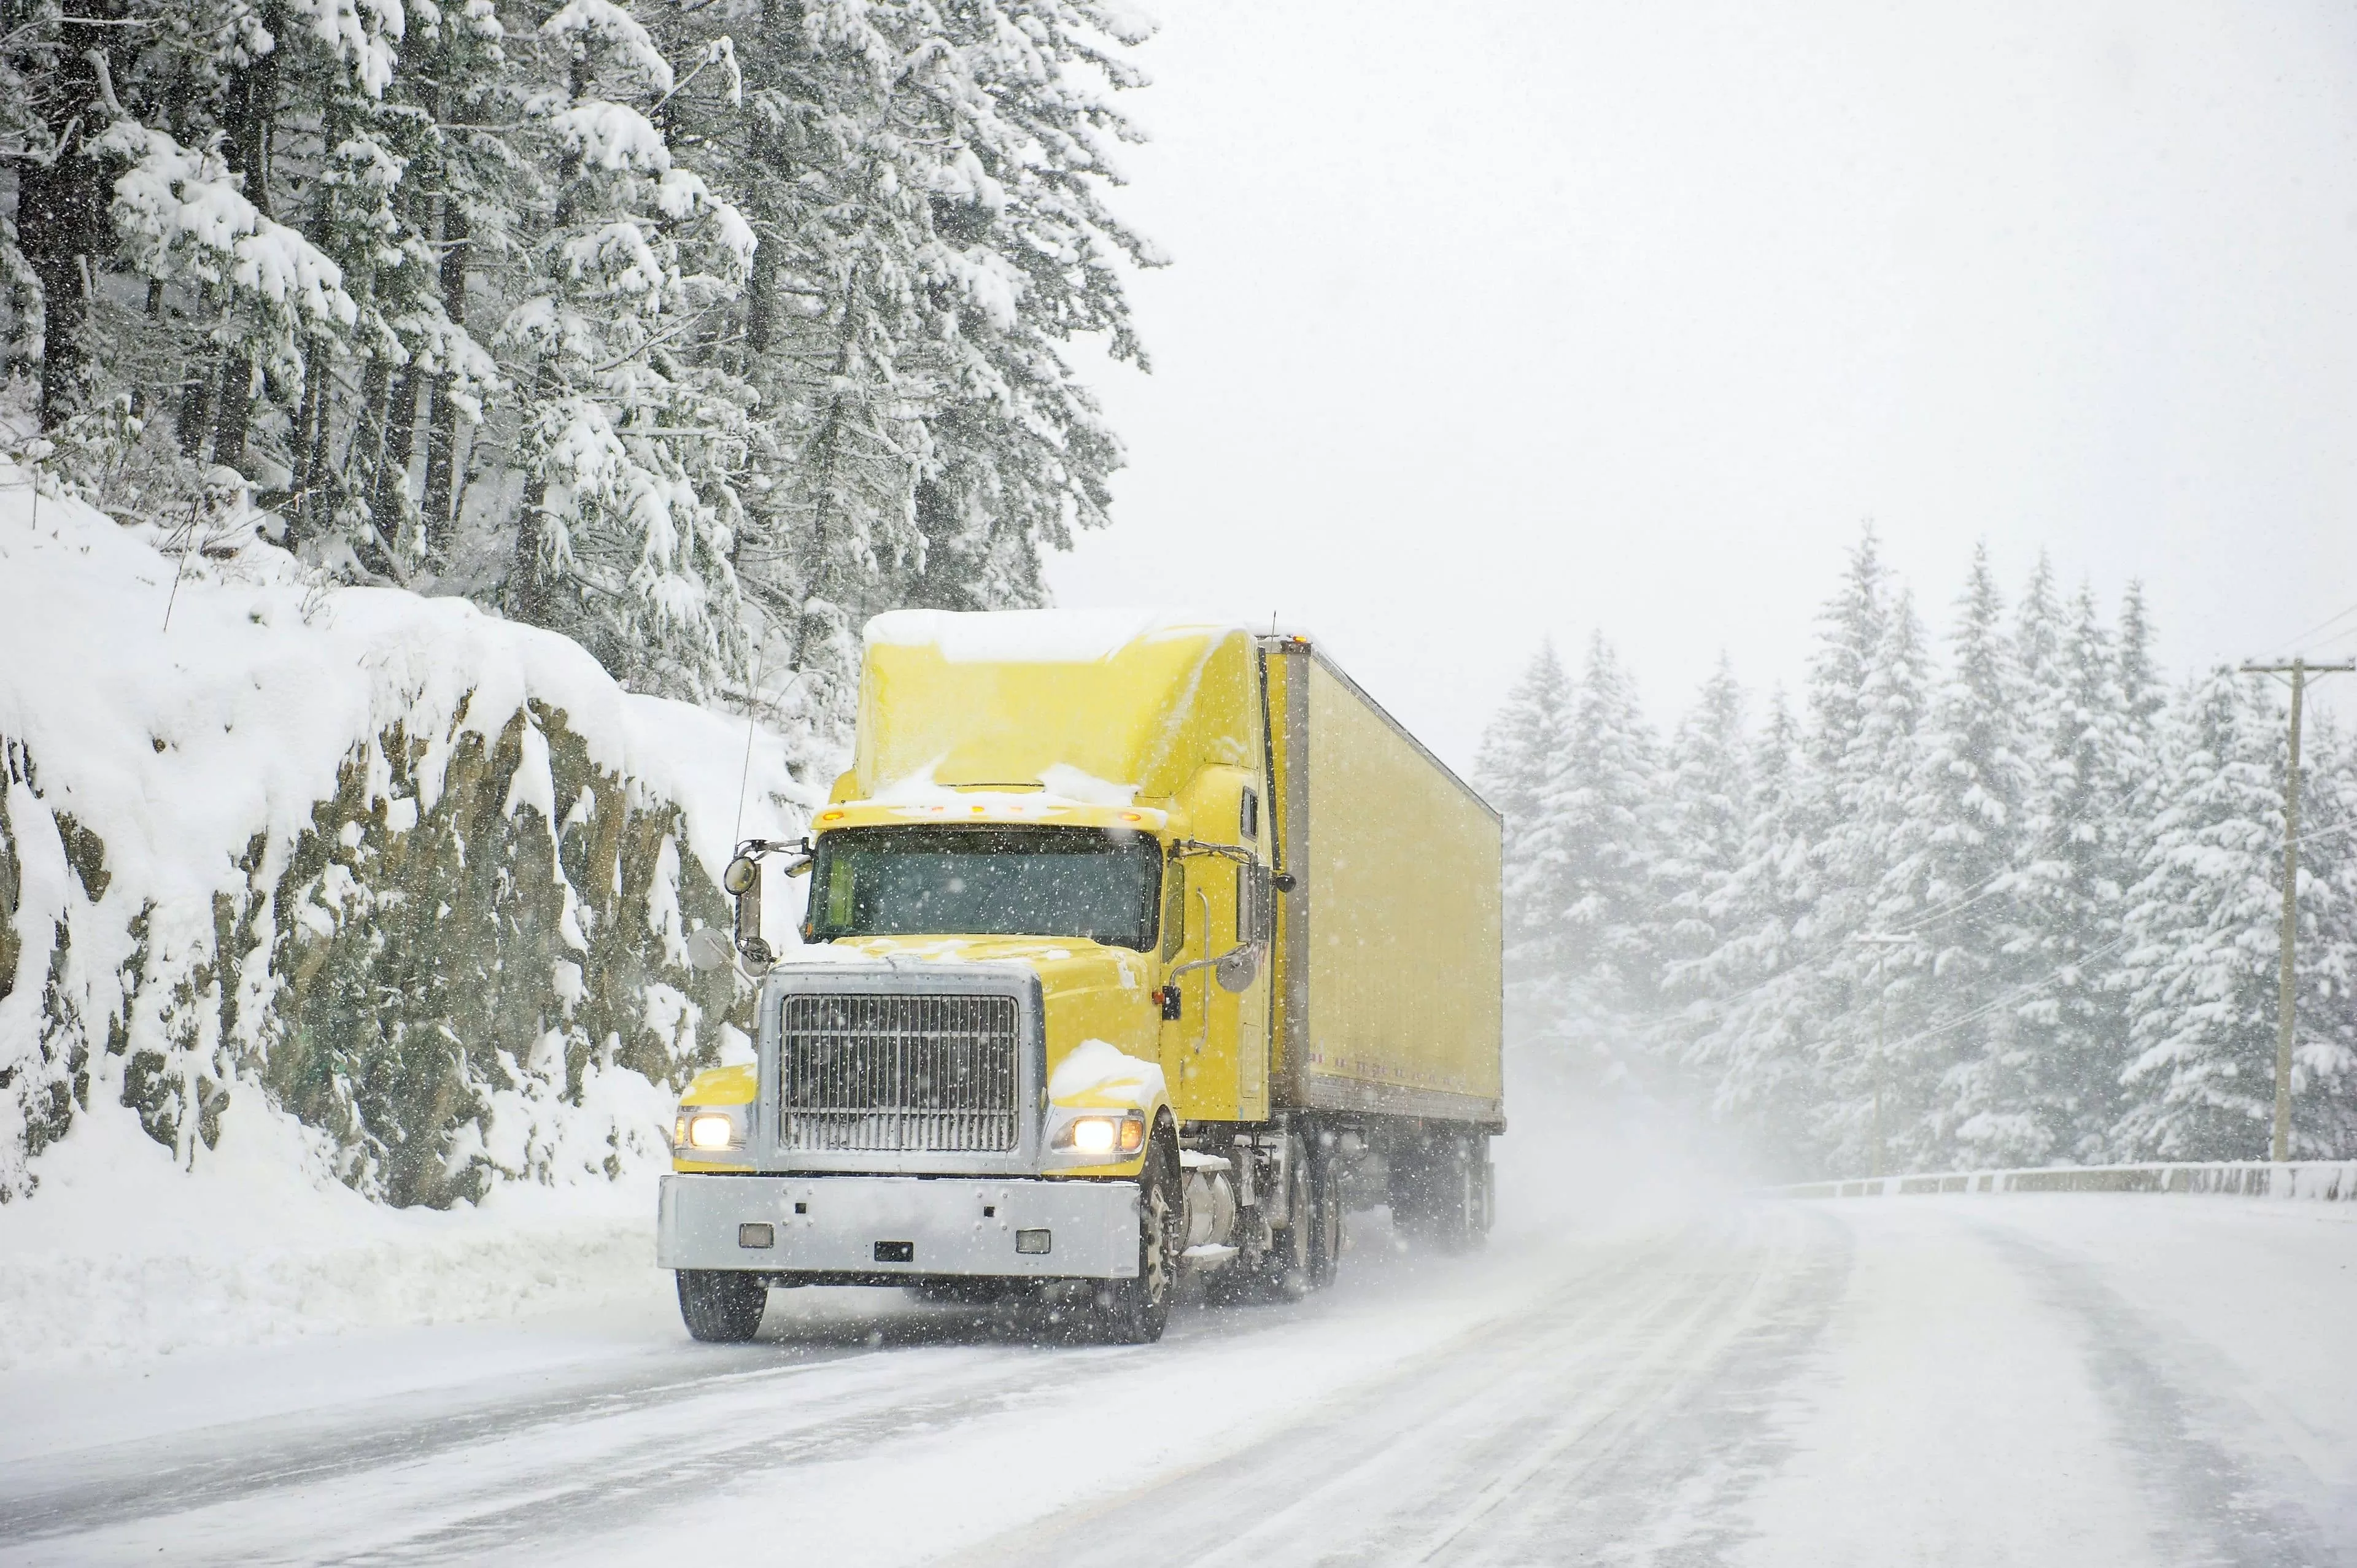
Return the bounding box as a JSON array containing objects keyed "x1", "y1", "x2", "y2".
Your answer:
[{"x1": 658, "y1": 611, "x2": 1503, "y2": 1343}]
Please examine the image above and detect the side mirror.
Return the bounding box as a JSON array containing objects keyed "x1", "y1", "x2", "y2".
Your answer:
[
  {"x1": 1215, "y1": 943, "x2": 1259, "y2": 993},
  {"x1": 722, "y1": 854, "x2": 772, "y2": 972}
]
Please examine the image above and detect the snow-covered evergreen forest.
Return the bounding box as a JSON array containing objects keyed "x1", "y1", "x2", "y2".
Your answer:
[
  {"x1": 0, "y1": 0, "x2": 1153, "y2": 1211},
  {"x1": 4, "y1": 0, "x2": 1153, "y2": 757},
  {"x1": 1480, "y1": 532, "x2": 2357, "y2": 1178}
]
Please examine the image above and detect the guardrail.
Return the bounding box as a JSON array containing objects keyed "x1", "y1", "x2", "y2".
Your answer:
[{"x1": 1772, "y1": 1160, "x2": 2357, "y2": 1202}]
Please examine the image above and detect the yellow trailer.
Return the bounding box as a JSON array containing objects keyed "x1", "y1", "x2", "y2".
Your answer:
[{"x1": 657, "y1": 612, "x2": 1503, "y2": 1343}]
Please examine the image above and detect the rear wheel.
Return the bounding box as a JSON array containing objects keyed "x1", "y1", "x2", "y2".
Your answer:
[
  {"x1": 1093, "y1": 1131, "x2": 1179, "y2": 1343},
  {"x1": 676, "y1": 1269, "x2": 768, "y2": 1342},
  {"x1": 1390, "y1": 1131, "x2": 1488, "y2": 1253},
  {"x1": 1306, "y1": 1136, "x2": 1344, "y2": 1288}
]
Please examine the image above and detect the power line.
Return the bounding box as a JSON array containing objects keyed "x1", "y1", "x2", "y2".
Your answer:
[
  {"x1": 2253, "y1": 594, "x2": 2357, "y2": 655},
  {"x1": 1873, "y1": 931, "x2": 2136, "y2": 1060}
]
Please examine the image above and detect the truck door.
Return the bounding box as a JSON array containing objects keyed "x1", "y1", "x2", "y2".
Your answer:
[{"x1": 1157, "y1": 781, "x2": 1273, "y2": 1122}]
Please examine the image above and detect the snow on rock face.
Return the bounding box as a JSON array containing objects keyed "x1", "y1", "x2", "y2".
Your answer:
[
  {"x1": 0, "y1": 463, "x2": 811, "y2": 1208},
  {"x1": 864, "y1": 607, "x2": 1236, "y2": 664},
  {"x1": 1047, "y1": 1039, "x2": 1165, "y2": 1110}
]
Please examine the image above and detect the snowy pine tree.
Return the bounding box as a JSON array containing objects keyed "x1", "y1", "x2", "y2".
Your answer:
[
  {"x1": 0, "y1": 0, "x2": 1156, "y2": 726},
  {"x1": 1822, "y1": 587, "x2": 1935, "y2": 1170},
  {"x1": 2115, "y1": 669, "x2": 2357, "y2": 1159},
  {"x1": 1479, "y1": 641, "x2": 1573, "y2": 877},
  {"x1": 1679, "y1": 689, "x2": 1821, "y2": 1170},
  {"x1": 2000, "y1": 583, "x2": 2138, "y2": 1161},
  {"x1": 1657, "y1": 655, "x2": 1751, "y2": 967},
  {"x1": 496, "y1": 2, "x2": 758, "y2": 698},
  {"x1": 1515, "y1": 634, "x2": 1666, "y2": 1087},
  {"x1": 1895, "y1": 544, "x2": 2034, "y2": 1164}
]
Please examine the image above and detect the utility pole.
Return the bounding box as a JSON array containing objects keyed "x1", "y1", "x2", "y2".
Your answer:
[
  {"x1": 2239, "y1": 657, "x2": 2355, "y2": 1162},
  {"x1": 1873, "y1": 992, "x2": 1886, "y2": 1179}
]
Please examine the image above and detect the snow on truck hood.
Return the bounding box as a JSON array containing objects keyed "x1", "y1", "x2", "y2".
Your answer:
[
  {"x1": 1047, "y1": 1040, "x2": 1166, "y2": 1111},
  {"x1": 772, "y1": 934, "x2": 1150, "y2": 991}
]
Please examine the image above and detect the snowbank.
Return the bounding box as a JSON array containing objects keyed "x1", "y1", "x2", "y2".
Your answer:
[
  {"x1": 0, "y1": 1092, "x2": 660, "y2": 1372},
  {"x1": 0, "y1": 461, "x2": 811, "y2": 1364}
]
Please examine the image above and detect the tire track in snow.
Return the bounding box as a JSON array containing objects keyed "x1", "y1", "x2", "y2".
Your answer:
[
  {"x1": 1415, "y1": 1205, "x2": 1850, "y2": 1565},
  {"x1": 322, "y1": 1237, "x2": 1676, "y2": 1566},
  {"x1": 947, "y1": 1203, "x2": 1850, "y2": 1567},
  {"x1": 1963, "y1": 1219, "x2": 2335, "y2": 1568},
  {"x1": 0, "y1": 1310, "x2": 1075, "y2": 1556},
  {"x1": 0, "y1": 1277, "x2": 1404, "y2": 1564}
]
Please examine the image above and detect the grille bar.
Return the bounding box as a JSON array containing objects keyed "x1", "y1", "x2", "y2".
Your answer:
[{"x1": 778, "y1": 993, "x2": 1021, "y2": 1153}]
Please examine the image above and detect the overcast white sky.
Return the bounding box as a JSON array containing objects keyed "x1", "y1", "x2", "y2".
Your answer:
[{"x1": 1044, "y1": 0, "x2": 2357, "y2": 775}]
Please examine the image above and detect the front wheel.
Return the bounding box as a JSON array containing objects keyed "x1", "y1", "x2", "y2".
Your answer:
[
  {"x1": 1093, "y1": 1133, "x2": 1179, "y2": 1343},
  {"x1": 676, "y1": 1269, "x2": 768, "y2": 1342}
]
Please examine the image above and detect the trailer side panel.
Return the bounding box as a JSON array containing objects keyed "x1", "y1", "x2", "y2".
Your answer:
[{"x1": 1271, "y1": 645, "x2": 1503, "y2": 1124}]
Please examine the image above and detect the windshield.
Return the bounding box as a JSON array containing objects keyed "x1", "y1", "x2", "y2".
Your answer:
[{"x1": 804, "y1": 825, "x2": 1163, "y2": 950}]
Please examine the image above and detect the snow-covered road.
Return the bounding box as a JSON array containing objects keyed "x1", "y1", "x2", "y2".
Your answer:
[{"x1": 4, "y1": 1194, "x2": 2352, "y2": 1567}]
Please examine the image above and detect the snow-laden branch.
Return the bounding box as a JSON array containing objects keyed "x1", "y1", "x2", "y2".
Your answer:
[{"x1": 99, "y1": 120, "x2": 358, "y2": 329}]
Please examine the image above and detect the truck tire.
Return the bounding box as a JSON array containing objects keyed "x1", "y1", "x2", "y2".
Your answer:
[
  {"x1": 1093, "y1": 1132, "x2": 1179, "y2": 1344},
  {"x1": 1306, "y1": 1138, "x2": 1343, "y2": 1289},
  {"x1": 1209, "y1": 1133, "x2": 1312, "y2": 1305},
  {"x1": 676, "y1": 1269, "x2": 768, "y2": 1343},
  {"x1": 1390, "y1": 1131, "x2": 1484, "y2": 1253}
]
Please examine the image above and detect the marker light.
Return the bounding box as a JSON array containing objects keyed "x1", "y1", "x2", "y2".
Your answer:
[
  {"x1": 1120, "y1": 811, "x2": 1143, "y2": 823},
  {"x1": 820, "y1": 809, "x2": 846, "y2": 822}
]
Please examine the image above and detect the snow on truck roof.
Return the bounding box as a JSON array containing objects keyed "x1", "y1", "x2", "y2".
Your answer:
[
  {"x1": 863, "y1": 608, "x2": 1244, "y2": 663},
  {"x1": 850, "y1": 610, "x2": 1264, "y2": 802}
]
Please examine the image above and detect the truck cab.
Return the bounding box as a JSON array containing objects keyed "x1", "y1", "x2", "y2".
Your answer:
[{"x1": 657, "y1": 610, "x2": 1500, "y2": 1344}]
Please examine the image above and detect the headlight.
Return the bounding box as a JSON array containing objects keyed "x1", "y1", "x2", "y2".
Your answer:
[
  {"x1": 673, "y1": 1105, "x2": 746, "y2": 1154},
  {"x1": 1052, "y1": 1111, "x2": 1145, "y2": 1156}
]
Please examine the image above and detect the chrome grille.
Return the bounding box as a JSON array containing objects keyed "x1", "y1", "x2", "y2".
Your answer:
[{"x1": 778, "y1": 994, "x2": 1021, "y2": 1153}]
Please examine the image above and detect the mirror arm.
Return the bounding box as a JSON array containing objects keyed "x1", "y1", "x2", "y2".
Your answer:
[
  {"x1": 1169, "y1": 839, "x2": 1295, "y2": 897},
  {"x1": 735, "y1": 835, "x2": 811, "y2": 862},
  {"x1": 1169, "y1": 838, "x2": 1256, "y2": 867},
  {"x1": 724, "y1": 835, "x2": 815, "y2": 973},
  {"x1": 1166, "y1": 941, "x2": 1255, "y2": 981}
]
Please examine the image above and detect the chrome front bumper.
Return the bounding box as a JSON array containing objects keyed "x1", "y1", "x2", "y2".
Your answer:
[{"x1": 657, "y1": 1173, "x2": 1142, "y2": 1279}]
